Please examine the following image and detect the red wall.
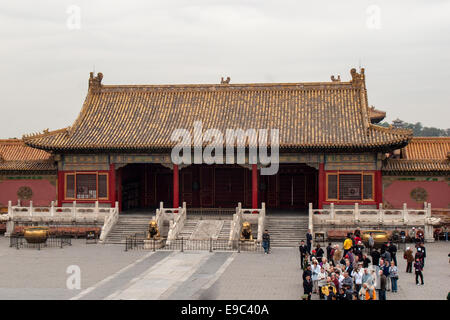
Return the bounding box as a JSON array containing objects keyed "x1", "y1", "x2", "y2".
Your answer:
[
  {"x1": 383, "y1": 179, "x2": 450, "y2": 209},
  {"x1": 0, "y1": 179, "x2": 56, "y2": 207}
]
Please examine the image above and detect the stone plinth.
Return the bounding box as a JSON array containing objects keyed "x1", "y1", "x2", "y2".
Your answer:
[
  {"x1": 239, "y1": 240, "x2": 257, "y2": 251},
  {"x1": 143, "y1": 239, "x2": 165, "y2": 250}
]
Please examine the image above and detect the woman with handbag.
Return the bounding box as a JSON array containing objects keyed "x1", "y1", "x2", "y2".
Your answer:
[{"x1": 389, "y1": 260, "x2": 399, "y2": 293}]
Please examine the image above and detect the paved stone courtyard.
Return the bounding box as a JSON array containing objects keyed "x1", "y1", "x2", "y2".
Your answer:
[{"x1": 0, "y1": 237, "x2": 448, "y2": 300}]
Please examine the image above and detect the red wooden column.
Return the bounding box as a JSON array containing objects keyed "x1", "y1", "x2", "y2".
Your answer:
[
  {"x1": 57, "y1": 170, "x2": 64, "y2": 206},
  {"x1": 173, "y1": 164, "x2": 179, "y2": 208},
  {"x1": 252, "y1": 164, "x2": 258, "y2": 209},
  {"x1": 109, "y1": 164, "x2": 116, "y2": 205},
  {"x1": 375, "y1": 170, "x2": 382, "y2": 208},
  {"x1": 318, "y1": 163, "x2": 325, "y2": 209},
  {"x1": 117, "y1": 167, "x2": 123, "y2": 212}
]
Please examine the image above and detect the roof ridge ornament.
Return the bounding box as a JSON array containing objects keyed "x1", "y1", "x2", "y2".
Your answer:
[
  {"x1": 330, "y1": 75, "x2": 341, "y2": 82},
  {"x1": 350, "y1": 67, "x2": 365, "y2": 87},
  {"x1": 220, "y1": 76, "x2": 231, "y2": 84},
  {"x1": 89, "y1": 72, "x2": 103, "y2": 91}
]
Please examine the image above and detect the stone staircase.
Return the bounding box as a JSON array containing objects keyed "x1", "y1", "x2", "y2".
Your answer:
[
  {"x1": 217, "y1": 220, "x2": 232, "y2": 240},
  {"x1": 104, "y1": 214, "x2": 153, "y2": 244},
  {"x1": 178, "y1": 219, "x2": 199, "y2": 240},
  {"x1": 265, "y1": 215, "x2": 309, "y2": 247}
]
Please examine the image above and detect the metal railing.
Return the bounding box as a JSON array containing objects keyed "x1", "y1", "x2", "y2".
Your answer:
[
  {"x1": 186, "y1": 208, "x2": 236, "y2": 220},
  {"x1": 125, "y1": 233, "x2": 263, "y2": 253},
  {"x1": 9, "y1": 235, "x2": 72, "y2": 250}
]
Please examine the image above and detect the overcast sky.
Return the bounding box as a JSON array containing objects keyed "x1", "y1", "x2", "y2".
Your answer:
[{"x1": 0, "y1": 0, "x2": 449, "y2": 139}]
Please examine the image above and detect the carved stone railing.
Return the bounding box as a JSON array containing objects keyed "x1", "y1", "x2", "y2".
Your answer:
[
  {"x1": 309, "y1": 202, "x2": 438, "y2": 242},
  {"x1": 2, "y1": 200, "x2": 118, "y2": 237},
  {"x1": 166, "y1": 202, "x2": 187, "y2": 244},
  {"x1": 229, "y1": 203, "x2": 243, "y2": 247},
  {"x1": 99, "y1": 201, "x2": 120, "y2": 243}
]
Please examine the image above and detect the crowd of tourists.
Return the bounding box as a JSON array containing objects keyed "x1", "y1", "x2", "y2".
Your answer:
[{"x1": 299, "y1": 228, "x2": 428, "y2": 300}]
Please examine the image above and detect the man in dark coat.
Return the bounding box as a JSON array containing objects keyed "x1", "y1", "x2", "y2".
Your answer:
[
  {"x1": 262, "y1": 229, "x2": 270, "y2": 254},
  {"x1": 414, "y1": 258, "x2": 424, "y2": 285},
  {"x1": 315, "y1": 244, "x2": 324, "y2": 261},
  {"x1": 388, "y1": 242, "x2": 398, "y2": 266},
  {"x1": 306, "y1": 229, "x2": 312, "y2": 254},
  {"x1": 299, "y1": 240, "x2": 308, "y2": 267},
  {"x1": 302, "y1": 264, "x2": 312, "y2": 282},
  {"x1": 326, "y1": 242, "x2": 333, "y2": 261},
  {"x1": 378, "y1": 270, "x2": 387, "y2": 300},
  {"x1": 371, "y1": 248, "x2": 381, "y2": 266},
  {"x1": 303, "y1": 275, "x2": 313, "y2": 300},
  {"x1": 417, "y1": 243, "x2": 426, "y2": 267},
  {"x1": 362, "y1": 254, "x2": 371, "y2": 268}
]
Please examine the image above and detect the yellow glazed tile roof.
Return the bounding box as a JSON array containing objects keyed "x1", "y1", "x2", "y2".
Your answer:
[
  {"x1": 24, "y1": 68, "x2": 412, "y2": 152},
  {"x1": 383, "y1": 137, "x2": 450, "y2": 173},
  {"x1": 403, "y1": 137, "x2": 450, "y2": 160},
  {"x1": 0, "y1": 139, "x2": 55, "y2": 172}
]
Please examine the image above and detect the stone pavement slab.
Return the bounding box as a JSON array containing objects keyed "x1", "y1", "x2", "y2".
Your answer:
[
  {"x1": 107, "y1": 251, "x2": 212, "y2": 299},
  {"x1": 0, "y1": 236, "x2": 448, "y2": 300}
]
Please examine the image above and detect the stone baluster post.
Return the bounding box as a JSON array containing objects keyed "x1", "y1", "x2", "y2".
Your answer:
[
  {"x1": 73, "y1": 201, "x2": 77, "y2": 220},
  {"x1": 50, "y1": 201, "x2": 55, "y2": 217},
  {"x1": 29, "y1": 201, "x2": 33, "y2": 217},
  {"x1": 402, "y1": 203, "x2": 408, "y2": 224},
  {"x1": 354, "y1": 203, "x2": 359, "y2": 224},
  {"x1": 424, "y1": 203, "x2": 433, "y2": 242},
  {"x1": 378, "y1": 203, "x2": 383, "y2": 224},
  {"x1": 330, "y1": 203, "x2": 335, "y2": 223},
  {"x1": 6, "y1": 200, "x2": 14, "y2": 237}
]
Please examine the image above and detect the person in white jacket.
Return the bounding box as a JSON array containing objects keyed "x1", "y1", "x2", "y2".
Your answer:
[
  {"x1": 317, "y1": 267, "x2": 328, "y2": 300},
  {"x1": 311, "y1": 259, "x2": 321, "y2": 294},
  {"x1": 351, "y1": 264, "x2": 364, "y2": 293}
]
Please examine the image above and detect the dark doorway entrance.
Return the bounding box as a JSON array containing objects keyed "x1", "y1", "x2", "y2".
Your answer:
[
  {"x1": 260, "y1": 163, "x2": 317, "y2": 209},
  {"x1": 121, "y1": 163, "x2": 173, "y2": 211}
]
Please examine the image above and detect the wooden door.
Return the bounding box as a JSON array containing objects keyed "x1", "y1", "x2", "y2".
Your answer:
[
  {"x1": 181, "y1": 170, "x2": 193, "y2": 206},
  {"x1": 156, "y1": 173, "x2": 172, "y2": 208},
  {"x1": 215, "y1": 167, "x2": 245, "y2": 207},
  {"x1": 200, "y1": 167, "x2": 214, "y2": 207}
]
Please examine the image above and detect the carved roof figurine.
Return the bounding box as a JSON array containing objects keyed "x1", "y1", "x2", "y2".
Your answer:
[
  {"x1": 89, "y1": 72, "x2": 103, "y2": 91},
  {"x1": 368, "y1": 106, "x2": 386, "y2": 124},
  {"x1": 330, "y1": 75, "x2": 341, "y2": 82},
  {"x1": 220, "y1": 76, "x2": 231, "y2": 84},
  {"x1": 350, "y1": 68, "x2": 365, "y2": 87}
]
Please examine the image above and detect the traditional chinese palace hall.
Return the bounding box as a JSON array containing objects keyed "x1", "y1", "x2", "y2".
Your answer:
[{"x1": 19, "y1": 68, "x2": 422, "y2": 213}]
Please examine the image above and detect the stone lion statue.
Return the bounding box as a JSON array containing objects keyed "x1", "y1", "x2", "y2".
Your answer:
[
  {"x1": 240, "y1": 221, "x2": 253, "y2": 241},
  {"x1": 147, "y1": 220, "x2": 161, "y2": 240}
]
